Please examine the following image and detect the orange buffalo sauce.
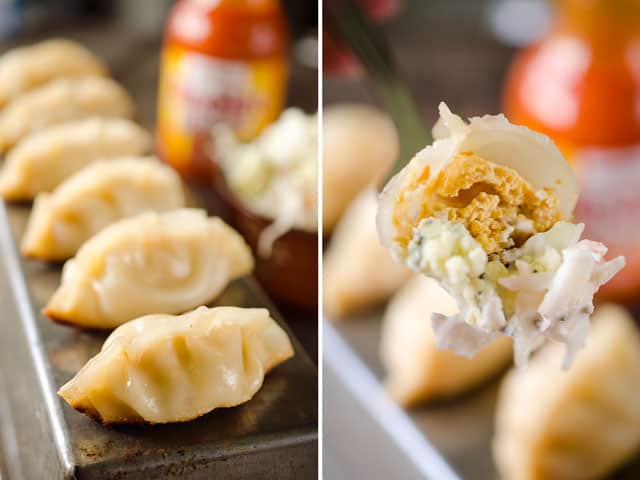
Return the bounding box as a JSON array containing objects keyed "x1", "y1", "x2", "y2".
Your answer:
[
  {"x1": 157, "y1": 0, "x2": 289, "y2": 181},
  {"x1": 504, "y1": 0, "x2": 640, "y2": 303}
]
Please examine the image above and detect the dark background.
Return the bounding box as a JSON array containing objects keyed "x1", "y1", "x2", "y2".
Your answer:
[{"x1": 325, "y1": 0, "x2": 550, "y2": 124}]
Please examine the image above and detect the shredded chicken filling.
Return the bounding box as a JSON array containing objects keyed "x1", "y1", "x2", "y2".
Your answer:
[{"x1": 393, "y1": 152, "x2": 562, "y2": 254}]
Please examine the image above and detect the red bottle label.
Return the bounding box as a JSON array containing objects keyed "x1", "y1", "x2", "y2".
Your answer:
[{"x1": 572, "y1": 144, "x2": 640, "y2": 296}]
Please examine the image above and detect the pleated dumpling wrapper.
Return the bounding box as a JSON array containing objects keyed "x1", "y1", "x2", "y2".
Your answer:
[
  {"x1": 58, "y1": 306, "x2": 294, "y2": 424},
  {"x1": 22, "y1": 157, "x2": 186, "y2": 260},
  {"x1": 323, "y1": 103, "x2": 398, "y2": 232},
  {"x1": 381, "y1": 276, "x2": 512, "y2": 406},
  {"x1": 493, "y1": 304, "x2": 640, "y2": 480},
  {"x1": 44, "y1": 209, "x2": 254, "y2": 328},
  {"x1": 0, "y1": 39, "x2": 108, "y2": 108},
  {"x1": 0, "y1": 117, "x2": 151, "y2": 200},
  {"x1": 324, "y1": 188, "x2": 412, "y2": 318},
  {"x1": 377, "y1": 102, "x2": 625, "y2": 367},
  {"x1": 0, "y1": 76, "x2": 134, "y2": 152}
]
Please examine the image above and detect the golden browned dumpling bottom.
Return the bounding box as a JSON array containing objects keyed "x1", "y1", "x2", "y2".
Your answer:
[{"x1": 393, "y1": 152, "x2": 562, "y2": 254}]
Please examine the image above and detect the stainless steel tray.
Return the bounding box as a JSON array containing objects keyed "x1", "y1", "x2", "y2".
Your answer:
[
  {"x1": 323, "y1": 310, "x2": 640, "y2": 480},
  {"x1": 0, "y1": 201, "x2": 317, "y2": 479}
]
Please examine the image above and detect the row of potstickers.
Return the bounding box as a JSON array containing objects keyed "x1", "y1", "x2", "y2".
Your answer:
[{"x1": 0, "y1": 39, "x2": 294, "y2": 425}]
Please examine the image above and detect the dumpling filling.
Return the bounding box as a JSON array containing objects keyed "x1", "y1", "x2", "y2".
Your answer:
[
  {"x1": 379, "y1": 104, "x2": 624, "y2": 367},
  {"x1": 391, "y1": 152, "x2": 561, "y2": 254}
]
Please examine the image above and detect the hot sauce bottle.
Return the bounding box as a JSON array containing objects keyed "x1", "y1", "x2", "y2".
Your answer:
[
  {"x1": 504, "y1": 0, "x2": 640, "y2": 303},
  {"x1": 157, "y1": 0, "x2": 289, "y2": 181}
]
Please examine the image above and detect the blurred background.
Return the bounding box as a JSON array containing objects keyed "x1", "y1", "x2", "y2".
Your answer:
[
  {"x1": 324, "y1": 0, "x2": 547, "y2": 123},
  {"x1": 0, "y1": 0, "x2": 318, "y2": 126},
  {"x1": 323, "y1": 0, "x2": 640, "y2": 479}
]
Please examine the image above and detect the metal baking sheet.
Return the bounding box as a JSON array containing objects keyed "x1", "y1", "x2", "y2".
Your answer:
[
  {"x1": 0, "y1": 201, "x2": 317, "y2": 479},
  {"x1": 323, "y1": 311, "x2": 640, "y2": 480}
]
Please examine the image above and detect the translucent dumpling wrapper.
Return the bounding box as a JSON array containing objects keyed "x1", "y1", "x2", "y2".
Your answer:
[
  {"x1": 44, "y1": 209, "x2": 254, "y2": 329},
  {"x1": 324, "y1": 188, "x2": 412, "y2": 319},
  {"x1": 381, "y1": 276, "x2": 512, "y2": 406},
  {"x1": 58, "y1": 306, "x2": 294, "y2": 424},
  {"x1": 0, "y1": 38, "x2": 108, "y2": 108},
  {"x1": 0, "y1": 76, "x2": 135, "y2": 152},
  {"x1": 0, "y1": 117, "x2": 151, "y2": 200},
  {"x1": 493, "y1": 304, "x2": 640, "y2": 480},
  {"x1": 377, "y1": 102, "x2": 624, "y2": 367},
  {"x1": 21, "y1": 157, "x2": 186, "y2": 260},
  {"x1": 323, "y1": 103, "x2": 398, "y2": 232}
]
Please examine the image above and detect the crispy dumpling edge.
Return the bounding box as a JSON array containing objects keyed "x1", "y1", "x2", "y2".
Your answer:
[
  {"x1": 20, "y1": 157, "x2": 186, "y2": 260},
  {"x1": 57, "y1": 306, "x2": 294, "y2": 424},
  {"x1": 42, "y1": 210, "x2": 255, "y2": 328}
]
